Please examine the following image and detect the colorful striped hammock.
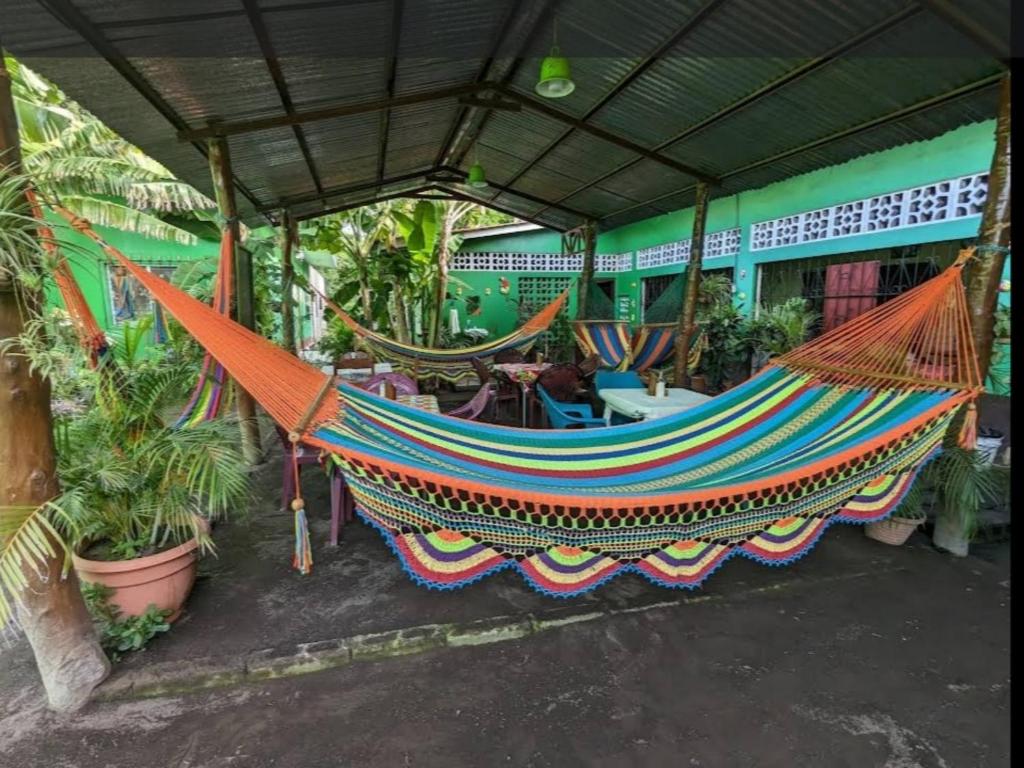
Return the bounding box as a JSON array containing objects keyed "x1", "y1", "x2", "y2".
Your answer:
[
  {"x1": 52, "y1": 206, "x2": 982, "y2": 595},
  {"x1": 324, "y1": 291, "x2": 568, "y2": 383},
  {"x1": 173, "y1": 230, "x2": 233, "y2": 428},
  {"x1": 573, "y1": 320, "x2": 705, "y2": 373}
]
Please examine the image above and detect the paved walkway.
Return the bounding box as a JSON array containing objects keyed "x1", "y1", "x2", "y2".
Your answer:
[{"x1": 0, "y1": 426, "x2": 1011, "y2": 767}]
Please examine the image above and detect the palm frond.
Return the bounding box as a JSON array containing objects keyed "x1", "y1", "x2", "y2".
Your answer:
[
  {"x1": 57, "y1": 196, "x2": 199, "y2": 246},
  {"x1": 0, "y1": 503, "x2": 70, "y2": 630}
]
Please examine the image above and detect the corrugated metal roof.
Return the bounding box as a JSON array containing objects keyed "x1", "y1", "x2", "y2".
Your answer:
[{"x1": 0, "y1": 0, "x2": 1009, "y2": 231}]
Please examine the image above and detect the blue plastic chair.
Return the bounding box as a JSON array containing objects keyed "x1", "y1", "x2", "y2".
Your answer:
[
  {"x1": 593, "y1": 370, "x2": 644, "y2": 396},
  {"x1": 593, "y1": 370, "x2": 644, "y2": 425},
  {"x1": 536, "y1": 384, "x2": 605, "y2": 429}
]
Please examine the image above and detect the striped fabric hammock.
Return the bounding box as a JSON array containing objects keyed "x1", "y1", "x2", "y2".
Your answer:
[
  {"x1": 573, "y1": 320, "x2": 705, "y2": 373},
  {"x1": 53, "y1": 206, "x2": 981, "y2": 594},
  {"x1": 324, "y1": 291, "x2": 568, "y2": 383},
  {"x1": 173, "y1": 230, "x2": 233, "y2": 428}
]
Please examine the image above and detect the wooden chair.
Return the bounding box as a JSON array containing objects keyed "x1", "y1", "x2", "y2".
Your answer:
[
  {"x1": 471, "y1": 356, "x2": 518, "y2": 421},
  {"x1": 333, "y1": 350, "x2": 374, "y2": 377},
  {"x1": 577, "y1": 352, "x2": 601, "y2": 377}
]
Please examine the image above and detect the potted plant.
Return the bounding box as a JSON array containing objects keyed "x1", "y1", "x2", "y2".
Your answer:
[
  {"x1": 695, "y1": 302, "x2": 748, "y2": 392},
  {"x1": 926, "y1": 446, "x2": 1009, "y2": 557},
  {"x1": 57, "y1": 345, "x2": 248, "y2": 622},
  {"x1": 749, "y1": 298, "x2": 819, "y2": 362},
  {"x1": 864, "y1": 477, "x2": 926, "y2": 546}
]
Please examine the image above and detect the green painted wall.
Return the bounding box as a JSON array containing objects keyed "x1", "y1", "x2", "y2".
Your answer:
[
  {"x1": 451, "y1": 121, "x2": 1010, "y2": 391},
  {"x1": 43, "y1": 212, "x2": 221, "y2": 331}
]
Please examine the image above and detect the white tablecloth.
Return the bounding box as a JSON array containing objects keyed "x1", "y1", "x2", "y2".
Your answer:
[{"x1": 600, "y1": 387, "x2": 711, "y2": 424}]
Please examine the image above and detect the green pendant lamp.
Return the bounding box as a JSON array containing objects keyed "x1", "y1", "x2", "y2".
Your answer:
[
  {"x1": 536, "y1": 18, "x2": 574, "y2": 98},
  {"x1": 467, "y1": 146, "x2": 488, "y2": 188}
]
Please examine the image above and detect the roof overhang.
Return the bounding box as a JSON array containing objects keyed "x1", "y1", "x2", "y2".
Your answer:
[{"x1": 1, "y1": 0, "x2": 1009, "y2": 232}]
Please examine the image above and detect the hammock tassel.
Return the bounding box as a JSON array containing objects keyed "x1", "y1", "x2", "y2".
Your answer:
[
  {"x1": 958, "y1": 402, "x2": 978, "y2": 451},
  {"x1": 289, "y1": 435, "x2": 314, "y2": 575}
]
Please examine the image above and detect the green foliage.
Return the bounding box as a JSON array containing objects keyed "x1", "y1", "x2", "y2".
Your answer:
[
  {"x1": 392, "y1": 200, "x2": 439, "y2": 259},
  {"x1": 923, "y1": 446, "x2": 1009, "y2": 539},
  {"x1": 697, "y1": 273, "x2": 734, "y2": 310},
  {"x1": 993, "y1": 305, "x2": 1010, "y2": 340},
  {"x1": 316, "y1": 316, "x2": 356, "y2": 360},
  {"x1": 696, "y1": 302, "x2": 751, "y2": 390},
  {"x1": 81, "y1": 582, "x2": 171, "y2": 661},
  {"x1": 6, "y1": 56, "x2": 214, "y2": 245},
  {"x1": 748, "y1": 298, "x2": 819, "y2": 358},
  {"x1": 49, "y1": 337, "x2": 249, "y2": 560}
]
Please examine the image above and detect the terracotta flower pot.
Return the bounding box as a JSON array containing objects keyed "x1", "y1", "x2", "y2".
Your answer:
[
  {"x1": 73, "y1": 519, "x2": 209, "y2": 623},
  {"x1": 689, "y1": 375, "x2": 707, "y2": 393},
  {"x1": 864, "y1": 516, "x2": 921, "y2": 546}
]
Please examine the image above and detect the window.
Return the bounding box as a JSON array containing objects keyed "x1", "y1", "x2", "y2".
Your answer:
[{"x1": 108, "y1": 264, "x2": 177, "y2": 323}]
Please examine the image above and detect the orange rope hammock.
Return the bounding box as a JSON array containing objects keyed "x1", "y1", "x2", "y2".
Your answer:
[{"x1": 26, "y1": 190, "x2": 108, "y2": 367}]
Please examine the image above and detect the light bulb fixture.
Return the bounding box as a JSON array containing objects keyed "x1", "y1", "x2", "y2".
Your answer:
[
  {"x1": 536, "y1": 18, "x2": 575, "y2": 98},
  {"x1": 467, "y1": 162, "x2": 488, "y2": 188},
  {"x1": 467, "y1": 146, "x2": 488, "y2": 188}
]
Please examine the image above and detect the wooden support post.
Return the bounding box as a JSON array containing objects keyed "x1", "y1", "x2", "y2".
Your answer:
[
  {"x1": 575, "y1": 221, "x2": 597, "y2": 320},
  {"x1": 965, "y1": 74, "x2": 1011, "y2": 382},
  {"x1": 208, "y1": 136, "x2": 262, "y2": 464},
  {"x1": 0, "y1": 50, "x2": 109, "y2": 711},
  {"x1": 279, "y1": 210, "x2": 298, "y2": 356},
  {"x1": 674, "y1": 181, "x2": 711, "y2": 387}
]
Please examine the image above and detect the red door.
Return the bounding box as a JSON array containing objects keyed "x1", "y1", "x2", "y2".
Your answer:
[{"x1": 822, "y1": 260, "x2": 880, "y2": 332}]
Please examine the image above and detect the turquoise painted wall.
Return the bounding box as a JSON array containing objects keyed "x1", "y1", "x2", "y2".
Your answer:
[{"x1": 451, "y1": 121, "x2": 1010, "y2": 390}]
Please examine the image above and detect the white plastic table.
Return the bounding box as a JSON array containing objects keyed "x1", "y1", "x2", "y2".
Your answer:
[{"x1": 600, "y1": 387, "x2": 711, "y2": 425}]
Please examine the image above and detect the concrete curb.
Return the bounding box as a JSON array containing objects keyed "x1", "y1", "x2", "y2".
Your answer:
[{"x1": 94, "y1": 568, "x2": 898, "y2": 701}]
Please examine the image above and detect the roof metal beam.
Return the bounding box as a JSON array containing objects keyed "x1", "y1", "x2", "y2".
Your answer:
[
  {"x1": 261, "y1": 166, "x2": 439, "y2": 212},
  {"x1": 178, "y1": 82, "x2": 495, "y2": 141},
  {"x1": 599, "y1": 72, "x2": 1004, "y2": 223},
  {"x1": 432, "y1": 0, "x2": 529, "y2": 168},
  {"x1": 375, "y1": 0, "x2": 405, "y2": 189},
  {"x1": 449, "y1": 0, "x2": 564, "y2": 170},
  {"x1": 536, "y1": 3, "x2": 925, "y2": 217},
  {"x1": 495, "y1": 85, "x2": 717, "y2": 183},
  {"x1": 491, "y1": 0, "x2": 727, "y2": 200},
  {"x1": 436, "y1": 165, "x2": 589, "y2": 220},
  {"x1": 294, "y1": 185, "x2": 436, "y2": 221},
  {"x1": 241, "y1": 0, "x2": 324, "y2": 196},
  {"x1": 919, "y1": 0, "x2": 1011, "y2": 64},
  {"x1": 424, "y1": 185, "x2": 571, "y2": 232},
  {"x1": 35, "y1": 0, "x2": 266, "y2": 215}
]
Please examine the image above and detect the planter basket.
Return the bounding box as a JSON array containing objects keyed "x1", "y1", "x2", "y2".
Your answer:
[{"x1": 864, "y1": 516, "x2": 921, "y2": 546}]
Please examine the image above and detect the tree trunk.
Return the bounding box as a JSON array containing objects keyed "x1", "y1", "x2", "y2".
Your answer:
[
  {"x1": 0, "y1": 57, "x2": 108, "y2": 711},
  {"x1": 391, "y1": 284, "x2": 411, "y2": 344},
  {"x1": 357, "y1": 261, "x2": 373, "y2": 327},
  {"x1": 430, "y1": 210, "x2": 455, "y2": 347},
  {"x1": 208, "y1": 136, "x2": 261, "y2": 464},
  {"x1": 965, "y1": 74, "x2": 1011, "y2": 381},
  {"x1": 279, "y1": 211, "x2": 297, "y2": 355},
  {"x1": 674, "y1": 182, "x2": 711, "y2": 387},
  {"x1": 575, "y1": 222, "x2": 597, "y2": 321}
]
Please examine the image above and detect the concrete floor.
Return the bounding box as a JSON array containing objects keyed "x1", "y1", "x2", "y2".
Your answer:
[{"x1": 0, "y1": 420, "x2": 1011, "y2": 767}]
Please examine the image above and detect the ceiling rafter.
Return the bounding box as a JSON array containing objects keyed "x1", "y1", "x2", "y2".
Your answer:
[
  {"x1": 449, "y1": 0, "x2": 564, "y2": 171},
  {"x1": 241, "y1": 0, "x2": 324, "y2": 196},
  {"x1": 490, "y1": 0, "x2": 727, "y2": 202},
  {"x1": 432, "y1": 0, "x2": 528, "y2": 168},
  {"x1": 35, "y1": 0, "x2": 266, "y2": 214},
  {"x1": 599, "y1": 72, "x2": 1003, "y2": 223},
  {"x1": 375, "y1": 0, "x2": 405, "y2": 190},
  {"x1": 263, "y1": 166, "x2": 438, "y2": 212},
  {"x1": 422, "y1": 185, "x2": 571, "y2": 232},
  {"x1": 919, "y1": 0, "x2": 1011, "y2": 64},
  {"x1": 178, "y1": 82, "x2": 495, "y2": 141},
  {"x1": 534, "y1": 3, "x2": 926, "y2": 218}
]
